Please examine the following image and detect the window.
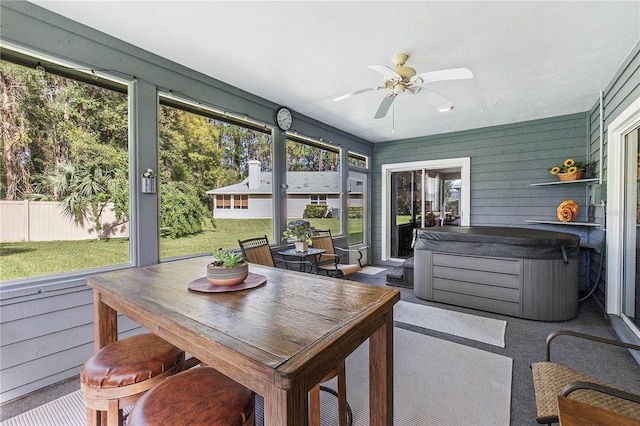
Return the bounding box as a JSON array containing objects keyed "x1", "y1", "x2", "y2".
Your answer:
[
  {"x1": 233, "y1": 194, "x2": 248, "y2": 209},
  {"x1": 348, "y1": 171, "x2": 367, "y2": 246},
  {"x1": 0, "y1": 54, "x2": 130, "y2": 282},
  {"x1": 286, "y1": 136, "x2": 340, "y2": 234},
  {"x1": 310, "y1": 194, "x2": 327, "y2": 205},
  {"x1": 216, "y1": 195, "x2": 231, "y2": 209},
  {"x1": 158, "y1": 95, "x2": 272, "y2": 259},
  {"x1": 348, "y1": 152, "x2": 368, "y2": 169}
]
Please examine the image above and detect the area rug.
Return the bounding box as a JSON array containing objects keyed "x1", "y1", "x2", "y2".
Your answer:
[
  {"x1": 3, "y1": 329, "x2": 512, "y2": 426},
  {"x1": 357, "y1": 266, "x2": 387, "y2": 275},
  {"x1": 393, "y1": 300, "x2": 507, "y2": 347},
  {"x1": 258, "y1": 327, "x2": 512, "y2": 425}
]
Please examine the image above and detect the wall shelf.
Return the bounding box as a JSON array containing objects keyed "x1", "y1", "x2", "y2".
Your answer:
[
  {"x1": 529, "y1": 178, "x2": 599, "y2": 187},
  {"x1": 528, "y1": 176, "x2": 600, "y2": 227}
]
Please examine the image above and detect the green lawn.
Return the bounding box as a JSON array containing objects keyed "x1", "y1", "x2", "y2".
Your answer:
[{"x1": 0, "y1": 218, "x2": 357, "y2": 281}]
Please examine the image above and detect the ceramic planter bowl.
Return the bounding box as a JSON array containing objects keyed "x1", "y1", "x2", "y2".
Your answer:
[{"x1": 206, "y1": 262, "x2": 249, "y2": 286}]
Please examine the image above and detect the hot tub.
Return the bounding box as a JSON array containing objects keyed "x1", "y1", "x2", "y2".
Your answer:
[{"x1": 413, "y1": 226, "x2": 580, "y2": 321}]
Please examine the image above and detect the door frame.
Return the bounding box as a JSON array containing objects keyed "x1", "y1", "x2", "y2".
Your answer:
[
  {"x1": 606, "y1": 98, "x2": 640, "y2": 326},
  {"x1": 381, "y1": 157, "x2": 471, "y2": 261}
]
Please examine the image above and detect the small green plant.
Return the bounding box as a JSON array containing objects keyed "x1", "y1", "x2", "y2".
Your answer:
[
  {"x1": 210, "y1": 248, "x2": 245, "y2": 267},
  {"x1": 281, "y1": 219, "x2": 315, "y2": 244}
]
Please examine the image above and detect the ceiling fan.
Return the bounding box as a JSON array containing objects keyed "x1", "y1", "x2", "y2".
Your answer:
[{"x1": 334, "y1": 53, "x2": 473, "y2": 119}]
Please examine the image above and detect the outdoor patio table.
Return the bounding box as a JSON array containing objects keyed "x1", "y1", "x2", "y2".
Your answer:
[
  {"x1": 276, "y1": 247, "x2": 326, "y2": 273},
  {"x1": 86, "y1": 257, "x2": 399, "y2": 426}
]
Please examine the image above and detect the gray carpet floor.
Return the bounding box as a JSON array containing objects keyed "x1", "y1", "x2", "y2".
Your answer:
[
  {"x1": 349, "y1": 267, "x2": 640, "y2": 425},
  {"x1": 2, "y1": 266, "x2": 640, "y2": 425}
]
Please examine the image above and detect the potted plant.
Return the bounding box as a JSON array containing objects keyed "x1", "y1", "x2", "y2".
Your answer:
[
  {"x1": 206, "y1": 248, "x2": 249, "y2": 286},
  {"x1": 549, "y1": 158, "x2": 592, "y2": 181},
  {"x1": 282, "y1": 219, "x2": 315, "y2": 252},
  {"x1": 141, "y1": 168, "x2": 157, "y2": 193}
]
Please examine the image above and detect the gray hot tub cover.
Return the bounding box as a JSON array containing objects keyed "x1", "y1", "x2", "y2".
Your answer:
[{"x1": 413, "y1": 226, "x2": 580, "y2": 259}]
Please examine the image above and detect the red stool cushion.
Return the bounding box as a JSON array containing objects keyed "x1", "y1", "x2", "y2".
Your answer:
[
  {"x1": 81, "y1": 334, "x2": 184, "y2": 388},
  {"x1": 127, "y1": 367, "x2": 254, "y2": 426}
]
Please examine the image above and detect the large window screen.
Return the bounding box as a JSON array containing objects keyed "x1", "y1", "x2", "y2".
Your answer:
[
  {"x1": 285, "y1": 137, "x2": 340, "y2": 235},
  {"x1": 0, "y1": 57, "x2": 130, "y2": 282},
  {"x1": 158, "y1": 98, "x2": 273, "y2": 259}
]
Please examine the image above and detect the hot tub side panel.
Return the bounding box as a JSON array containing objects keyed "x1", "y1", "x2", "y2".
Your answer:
[{"x1": 522, "y1": 258, "x2": 579, "y2": 321}]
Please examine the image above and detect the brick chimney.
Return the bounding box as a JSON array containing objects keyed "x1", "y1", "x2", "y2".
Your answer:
[{"x1": 248, "y1": 160, "x2": 261, "y2": 190}]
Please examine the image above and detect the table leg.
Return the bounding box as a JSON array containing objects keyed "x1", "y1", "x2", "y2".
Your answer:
[
  {"x1": 369, "y1": 309, "x2": 394, "y2": 426},
  {"x1": 93, "y1": 290, "x2": 118, "y2": 351},
  {"x1": 91, "y1": 290, "x2": 119, "y2": 426},
  {"x1": 263, "y1": 385, "x2": 307, "y2": 426}
]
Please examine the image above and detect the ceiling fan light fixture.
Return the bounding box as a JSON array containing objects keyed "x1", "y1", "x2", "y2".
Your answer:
[
  {"x1": 438, "y1": 106, "x2": 454, "y2": 113},
  {"x1": 393, "y1": 84, "x2": 406, "y2": 95}
]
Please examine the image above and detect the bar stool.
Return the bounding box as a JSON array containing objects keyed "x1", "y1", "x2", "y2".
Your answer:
[
  {"x1": 127, "y1": 366, "x2": 255, "y2": 426},
  {"x1": 80, "y1": 333, "x2": 185, "y2": 426},
  {"x1": 310, "y1": 362, "x2": 352, "y2": 426}
]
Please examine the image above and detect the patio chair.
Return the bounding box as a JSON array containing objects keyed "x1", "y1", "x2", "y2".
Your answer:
[
  {"x1": 311, "y1": 229, "x2": 364, "y2": 277},
  {"x1": 531, "y1": 329, "x2": 640, "y2": 424},
  {"x1": 238, "y1": 235, "x2": 313, "y2": 273}
]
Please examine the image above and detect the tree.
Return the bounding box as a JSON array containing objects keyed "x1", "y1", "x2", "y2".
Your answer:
[
  {"x1": 1, "y1": 60, "x2": 128, "y2": 202},
  {"x1": 30, "y1": 161, "x2": 128, "y2": 238}
]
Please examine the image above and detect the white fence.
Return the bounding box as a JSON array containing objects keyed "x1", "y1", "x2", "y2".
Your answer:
[{"x1": 0, "y1": 201, "x2": 129, "y2": 242}]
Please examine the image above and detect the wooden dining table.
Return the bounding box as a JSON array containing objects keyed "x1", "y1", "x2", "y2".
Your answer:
[{"x1": 86, "y1": 256, "x2": 400, "y2": 426}]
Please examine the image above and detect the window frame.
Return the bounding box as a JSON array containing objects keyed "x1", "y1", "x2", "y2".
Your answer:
[{"x1": 0, "y1": 46, "x2": 134, "y2": 289}]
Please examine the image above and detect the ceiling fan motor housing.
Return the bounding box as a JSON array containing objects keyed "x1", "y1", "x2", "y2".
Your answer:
[{"x1": 393, "y1": 53, "x2": 416, "y2": 78}]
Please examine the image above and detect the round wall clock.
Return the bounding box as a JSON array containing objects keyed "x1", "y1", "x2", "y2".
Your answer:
[{"x1": 276, "y1": 107, "x2": 292, "y2": 131}]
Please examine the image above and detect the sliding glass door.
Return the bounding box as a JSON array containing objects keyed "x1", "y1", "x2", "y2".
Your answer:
[
  {"x1": 382, "y1": 158, "x2": 471, "y2": 261},
  {"x1": 607, "y1": 99, "x2": 640, "y2": 338}
]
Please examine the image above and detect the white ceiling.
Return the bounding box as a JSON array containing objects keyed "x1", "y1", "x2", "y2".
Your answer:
[{"x1": 30, "y1": 1, "x2": 640, "y2": 143}]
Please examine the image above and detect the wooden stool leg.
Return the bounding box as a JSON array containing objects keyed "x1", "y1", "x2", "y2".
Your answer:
[
  {"x1": 86, "y1": 408, "x2": 99, "y2": 426},
  {"x1": 337, "y1": 364, "x2": 347, "y2": 426},
  {"x1": 106, "y1": 399, "x2": 122, "y2": 426},
  {"x1": 310, "y1": 384, "x2": 321, "y2": 426}
]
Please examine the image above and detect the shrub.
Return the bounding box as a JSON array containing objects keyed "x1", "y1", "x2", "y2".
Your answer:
[
  {"x1": 160, "y1": 181, "x2": 208, "y2": 238},
  {"x1": 304, "y1": 204, "x2": 330, "y2": 218},
  {"x1": 348, "y1": 206, "x2": 363, "y2": 219}
]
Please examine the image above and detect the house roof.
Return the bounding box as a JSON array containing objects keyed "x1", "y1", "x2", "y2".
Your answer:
[{"x1": 206, "y1": 171, "x2": 343, "y2": 195}]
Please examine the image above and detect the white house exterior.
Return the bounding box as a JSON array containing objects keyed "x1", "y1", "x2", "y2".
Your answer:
[{"x1": 206, "y1": 160, "x2": 344, "y2": 219}]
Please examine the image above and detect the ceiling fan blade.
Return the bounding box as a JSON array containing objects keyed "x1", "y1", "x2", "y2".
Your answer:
[
  {"x1": 369, "y1": 65, "x2": 401, "y2": 79},
  {"x1": 419, "y1": 89, "x2": 454, "y2": 111},
  {"x1": 412, "y1": 68, "x2": 473, "y2": 85},
  {"x1": 374, "y1": 94, "x2": 396, "y2": 119},
  {"x1": 332, "y1": 86, "x2": 378, "y2": 102}
]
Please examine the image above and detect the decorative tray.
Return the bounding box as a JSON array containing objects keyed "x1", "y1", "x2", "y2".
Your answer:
[{"x1": 188, "y1": 273, "x2": 267, "y2": 293}]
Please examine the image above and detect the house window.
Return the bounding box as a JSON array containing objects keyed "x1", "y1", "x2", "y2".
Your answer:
[
  {"x1": 233, "y1": 194, "x2": 248, "y2": 209},
  {"x1": 217, "y1": 195, "x2": 231, "y2": 209},
  {"x1": 310, "y1": 194, "x2": 327, "y2": 205},
  {"x1": 0, "y1": 53, "x2": 130, "y2": 283},
  {"x1": 157, "y1": 95, "x2": 272, "y2": 259}
]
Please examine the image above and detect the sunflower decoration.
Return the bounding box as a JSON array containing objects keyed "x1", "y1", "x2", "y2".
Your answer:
[{"x1": 550, "y1": 158, "x2": 589, "y2": 175}]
